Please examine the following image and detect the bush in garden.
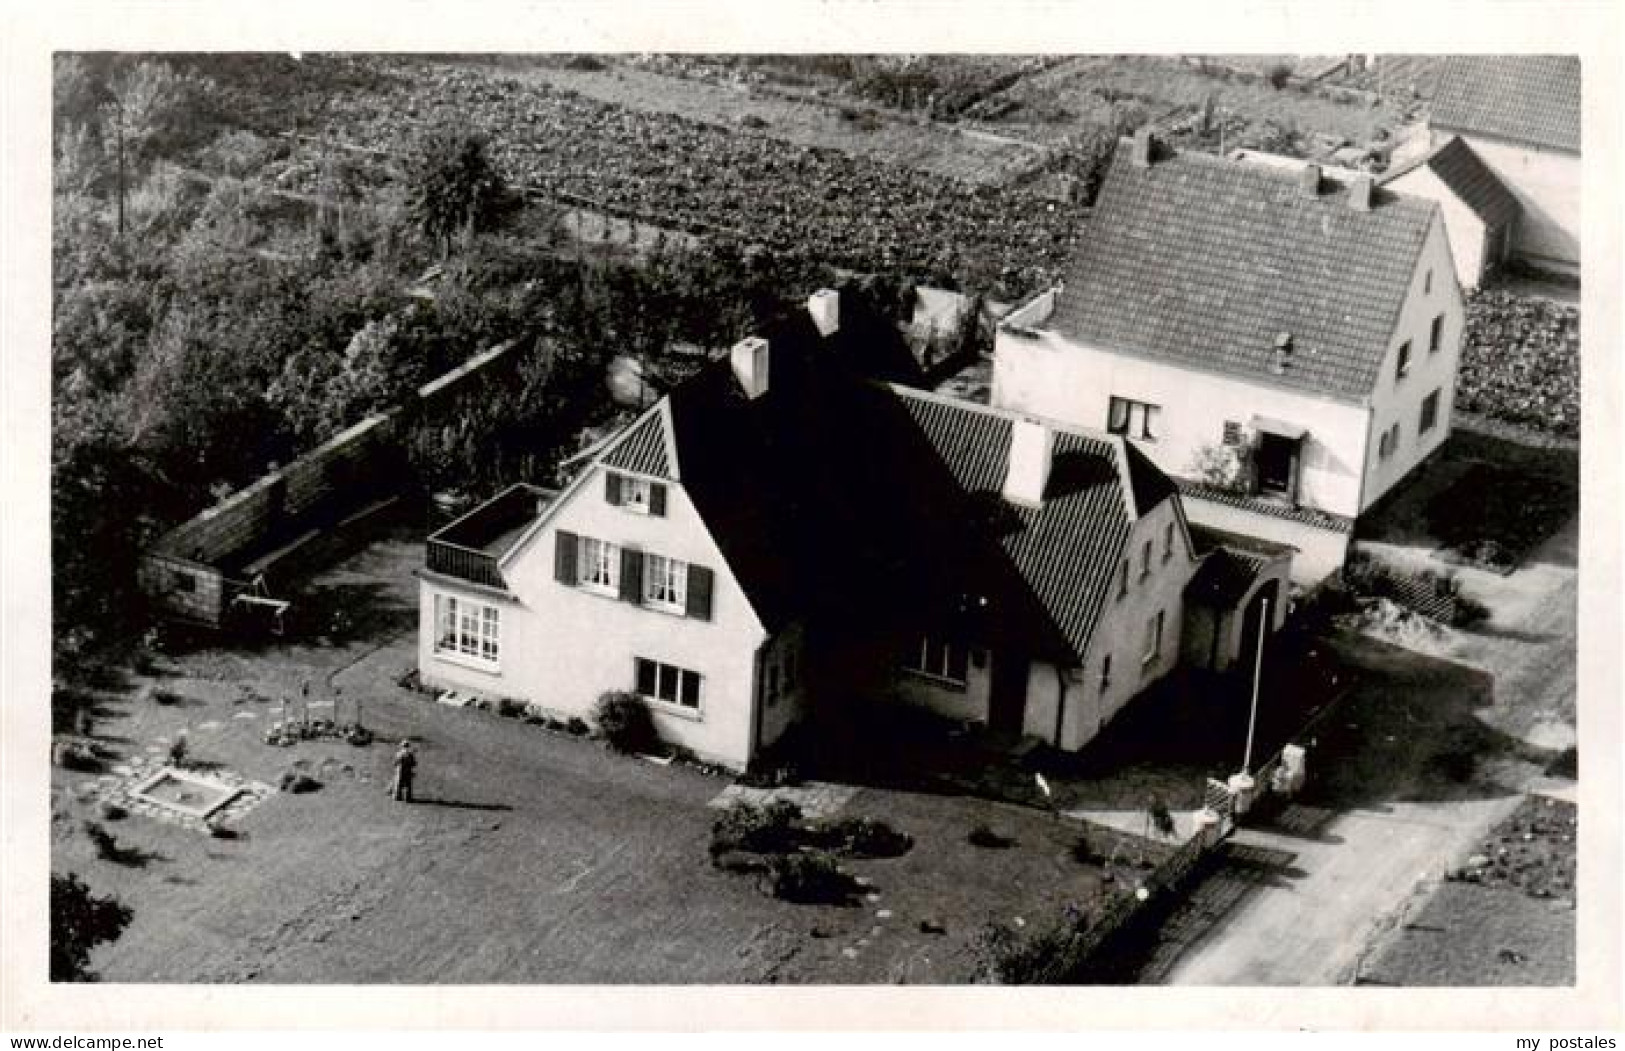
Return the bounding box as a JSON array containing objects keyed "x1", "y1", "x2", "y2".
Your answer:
[
  {"x1": 973, "y1": 919, "x2": 1082, "y2": 984},
  {"x1": 279, "y1": 771, "x2": 322, "y2": 794},
  {"x1": 1264, "y1": 62, "x2": 1293, "y2": 89},
  {"x1": 592, "y1": 690, "x2": 658, "y2": 754},
  {"x1": 496, "y1": 697, "x2": 527, "y2": 720},
  {"x1": 710, "y1": 799, "x2": 804, "y2": 861},
  {"x1": 51, "y1": 872, "x2": 133, "y2": 982},
  {"x1": 81, "y1": 821, "x2": 122, "y2": 861},
  {"x1": 765, "y1": 850, "x2": 857, "y2": 905},
  {"x1": 813, "y1": 817, "x2": 912, "y2": 859},
  {"x1": 165, "y1": 733, "x2": 189, "y2": 768}
]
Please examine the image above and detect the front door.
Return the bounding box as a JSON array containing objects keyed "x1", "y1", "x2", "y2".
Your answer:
[
  {"x1": 987, "y1": 651, "x2": 1029, "y2": 739},
  {"x1": 1254, "y1": 433, "x2": 1298, "y2": 499}
]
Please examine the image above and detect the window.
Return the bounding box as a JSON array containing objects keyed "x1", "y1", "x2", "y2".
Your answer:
[
  {"x1": 1141, "y1": 609, "x2": 1165, "y2": 667},
  {"x1": 434, "y1": 594, "x2": 501, "y2": 667},
  {"x1": 577, "y1": 536, "x2": 620, "y2": 593},
  {"x1": 642, "y1": 553, "x2": 688, "y2": 613},
  {"x1": 1424, "y1": 269, "x2": 1433, "y2": 295},
  {"x1": 1395, "y1": 341, "x2": 1412, "y2": 381},
  {"x1": 766, "y1": 663, "x2": 782, "y2": 705},
  {"x1": 605, "y1": 471, "x2": 666, "y2": 516},
  {"x1": 1222, "y1": 420, "x2": 1243, "y2": 446},
  {"x1": 635, "y1": 657, "x2": 701, "y2": 711},
  {"x1": 1107, "y1": 397, "x2": 1161, "y2": 441},
  {"x1": 1140, "y1": 540, "x2": 1153, "y2": 581},
  {"x1": 171, "y1": 569, "x2": 196, "y2": 593},
  {"x1": 1420, "y1": 389, "x2": 1441, "y2": 434},
  {"x1": 1099, "y1": 653, "x2": 1113, "y2": 694},
  {"x1": 1378, "y1": 422, "x2": 1402, "y2": 460},
  {"x1": 903, "y1": 636, "x2": 969, "y2": 687},
  {"x1": 1118, "y1": 560, "x2": 1129, "y2": 600},
  {"x1": 1429, "y1": 314, "x2": 1444, "y2": 354},
  {"x1": 1163, "y1": 522, "x2": 1175, "y2": 563}
]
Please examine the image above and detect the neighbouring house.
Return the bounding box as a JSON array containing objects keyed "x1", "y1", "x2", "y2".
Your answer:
[
  {"x1": 417, "y1": 290, "x2": 1290, "y2": 770},
  {"x1": 1386, "y1": 55, "x2": 1581, "y2": 283},
  {"x1": 991, "y1": 132, "x2": 1465, "y2": 583}
]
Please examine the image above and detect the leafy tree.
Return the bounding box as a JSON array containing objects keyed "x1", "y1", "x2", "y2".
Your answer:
[
  {"x1": 50, "y1": 872, "x2": 133, "y2": 982},
  {"x1": 406, "y1": 126, "x2": 512, "y2": 259}
]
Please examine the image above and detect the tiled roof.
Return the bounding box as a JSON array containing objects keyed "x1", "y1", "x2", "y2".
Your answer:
[
  {"x1": 1177, "y1": 479, "x2": 1355, "y2": 533},
  {"x1": 1047, "y1": 142, "x2": 1438, "y2": 403},
  {"x1": 1185, "y1": 525, "x2": 1293, "y2": 607},
  {"x1": 1429, "y1": 55, "x2": 1581, "y2": 154},
  {"x1": 1381, "y1": 135, "x2": 1521, "y2": 229},
  {"x1": 601, "y1": 404, "x2": 673, "y2": 478},
  {"x1": 584, "y1": 305, "x2": 1176, "y2": 662}
]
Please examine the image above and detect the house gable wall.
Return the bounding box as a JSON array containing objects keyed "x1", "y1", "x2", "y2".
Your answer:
[
  {"x1": 1359, "y1": 215, "x2": 1463, "y2": 513},
  {"x1": 420, "y1": 462, "x2": 767, "y2": 769},
  {"x1": 1437, "y1": 129, "x2": 1579, "y2": 269}
]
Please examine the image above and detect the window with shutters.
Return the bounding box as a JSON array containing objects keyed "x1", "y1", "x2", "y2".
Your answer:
[
  {"x1": 902, "y1": 635, "x2": 969, "y2": 688},
  {"x1": 577, "y1": 536, "x2": 620, "y2": 595},
  {"x1": 434, "y1": 594, "x2": 500, "y2": 669},
  {"x1": 605, "y1": 471, "x2": 666, "y2": 516},
  {"x1": 1108, "y1": 396, "x2": 1160, "y2": 441},
  {"x1": 642, "y1": 553, "x2": 687, "y2": 613},
  {"x1": 635, "y1": 657, "x2": 701, "y2": 713},
  {"x1": 622, "y1": 477, "x2": 653, "y2": 513}
]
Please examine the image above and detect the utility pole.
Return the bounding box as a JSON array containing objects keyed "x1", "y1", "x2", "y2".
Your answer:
[{"x1": 1242, "y1": 594, "x2": 1269, "y2": 774}]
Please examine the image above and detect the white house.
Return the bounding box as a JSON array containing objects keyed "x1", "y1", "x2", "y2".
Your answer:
[
  {"x1": 1387, "y1": 55, "x2": 1581, "y2": 282},
  {"x1": 992, "y1": 133, "x2": 1465, "y2": 583},
  {"x1": 417, "y1": 291, "x2": 1290, "y2": 770},
  {"x1": 1381, "y1": 136, "x2": 1522, "y2": 290}
]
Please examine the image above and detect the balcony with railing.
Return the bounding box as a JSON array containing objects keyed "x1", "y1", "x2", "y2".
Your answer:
[{"x1": 424, "y1": 483, "x2": 558, "y2": 590}]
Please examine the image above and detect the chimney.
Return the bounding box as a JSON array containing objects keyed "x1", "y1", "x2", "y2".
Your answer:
[
  {"x1": 1002, "y1": 418, "x2": 1054, "y2": 508},
  {"x1": 1273, "y1": 332, "x2": 1293, "y2": 375},
  {"x1": 807, "y1": 288, "x2": 840, "y2": 337},
  {"x1": 1131, "y1": 126, "x2": 1155, "y2": 168},
  {"x1": 1299, "y1": 162, "x2": 1321, "y2": 197},
  {"x1": 730, "y1": 336, "x2": 770, "y2": 400},
  {"x1": 1347, "y1": 173, "x2": 1373, "y2": 211}
]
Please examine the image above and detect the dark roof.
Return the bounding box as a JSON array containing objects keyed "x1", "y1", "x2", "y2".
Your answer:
[
  {"x1": 564, "y1": 307, "x2": 1176, "y2": 662},
  {"x1": 1185, "y1": 526, "x2": 1293, "y2": 608},
  {"x1": 432, "y1": 484, "x2": 558, "y2": 558},
  {"x1": 1177, "y1": 479, "x2": 1355, "y2": 534},
  {"x1": 1381, "y1": 135, "x2": 1521, "y2": 229},
  {"x1": 1046, "y1": 142, "x2": 1438, "y2": 403},
  {"x1": 601, "y1": 405, "x2": 673, "y2": 478},
  {"x1": 1429, "y1": 55, "x2": 1581, "y2": 153}
]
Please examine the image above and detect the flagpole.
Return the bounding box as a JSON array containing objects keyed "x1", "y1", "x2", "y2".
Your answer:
[{"x1": 1243, "y1": 596, "x2": 1268, "y2": 775}]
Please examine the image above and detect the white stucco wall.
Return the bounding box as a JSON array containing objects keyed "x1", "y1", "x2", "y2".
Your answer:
[
  {"x1": 1358, "y1": 215, "x2": 1462, "y2": 512},
  {"x1": 1016, "y1": 496, "x2": 1197, "y2": 752},
  {"x1": 419, "y1": 463, "x2": 767, "y2": 770},
  {"x1": 1385, "y1": 164, "x2": 1496, "y2": 288},
  {"x1": 1180, "y1": 498, "x2": 1346, "y2": 586},
  {"x1": 1440, "y1": 130, "x2": 1579, "y2": 270},
  {"x1": 992, "y1": 326, "x2": 1372, "y2": 519},
  {"x1": 893, "y1": 651, "x2": 993, "y2": 724}
]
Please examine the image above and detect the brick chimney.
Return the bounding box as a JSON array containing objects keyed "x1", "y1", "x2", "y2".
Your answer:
[
  {"x1": 807, "y1": 288, "x2": 840, "y2": 337},
  {"x1": 1131, "y1": 127, "x2": 1156, "y2": 168},
  {"x1": 1299, "y1": 163, "x2": 1321, "y2": 197},
  {"x1": 1003, "y1": 418, "x2": 1054, "y2": 508},
  {"x1": 1347, "y1": 173, "x2": 1373, "y2": 211},
  {"x1": 731, "y1": 336, "x2": 770, "y2": 400}
]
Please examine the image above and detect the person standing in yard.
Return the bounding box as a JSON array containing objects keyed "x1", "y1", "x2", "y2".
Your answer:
[{"x1": 390, "y1": 741, "x2": 417, "y2": 802}]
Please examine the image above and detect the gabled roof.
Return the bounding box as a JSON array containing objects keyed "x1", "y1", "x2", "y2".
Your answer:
[
  {"x1": 601, "y1": 401, "x2": 676, "y2": 478},
  {"x1": 1429, "y1": 55, "x2": 1581, "y2": 154},
  {"x1": 1380, "y1": 135, "x2": 1521, "y2": 229},
  {"x1": 557, "y1": 305, "x2": 1182, "y2": 663},
  {"x1": 1045, "y1": 142, "x2": 1438, "y2": 403}
]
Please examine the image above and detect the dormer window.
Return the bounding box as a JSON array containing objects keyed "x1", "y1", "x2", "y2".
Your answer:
[{"x1": 606, "y1": 471, "x2": 667, "y2": 516}]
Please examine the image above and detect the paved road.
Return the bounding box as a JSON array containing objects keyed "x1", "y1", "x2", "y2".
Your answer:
[{"x1": 1154, "y1": 513, "x2": 1577, "y2": 986}]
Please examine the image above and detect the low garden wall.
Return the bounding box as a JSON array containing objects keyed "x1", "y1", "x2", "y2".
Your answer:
[{"x1": 142, "y1": 339, "x2": 520, "y2": 626}]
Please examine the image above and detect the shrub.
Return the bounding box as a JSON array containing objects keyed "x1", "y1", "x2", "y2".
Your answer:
[
  {"x1": 564, "y1": 54, "x2": 607, "y2": 72},
  {"x1": 51, "y1": 872, "x2": 133, "y2": 981},
  {"x1": 279, "y1": 771, "x2": 322, "y2": 794},
  {"x1": 165, "y1": 734, "x2": 189, "y2": 768},
  {"x1": 496, "y1": 697, "x2": 527, "y2": 720},
  {"x1": 566, "y1": 717, "x2": 590, "y2": 737},
  {"x1": 82, "y1": 821, "x2": 121, "y2": 861},
  {"x1": 99, "y1": 802, "x2": 128, "y2": 822},
  {"x1": 593, "y1": 690, "x2": 658, "y2": 754},
  {"x1": 1071, "y1": 834, "x2": 1103, "y2": 865},
  {"x1": 968, "y1": 824, "x2": 1015, "y2": 849},
  {"x1": 710, "y1": 799, "x2": 804, "y2": 860},
  {"x1": 814, "y1": 817, "x2": 912, "y2": 859},
  {"x1": 765, "y1": 850, "x2": 856, "y2": 904},
  {"x1": 1264, "y1": 62, "x2": 1293, "y2": 89},
  {"x1": 54, "y1": 741, "x2": 101, "y2": 772},
  {"x1": 973, "y1": 920, "x2": 1082, "y2": 984}
]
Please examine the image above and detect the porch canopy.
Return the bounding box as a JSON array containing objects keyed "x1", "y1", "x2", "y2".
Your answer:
[{"x1": 1250, "y1": 414, "x2": 1308, "y2": 441}]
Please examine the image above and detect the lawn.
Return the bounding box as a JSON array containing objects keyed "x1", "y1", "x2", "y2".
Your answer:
[
  {"x1": 1425, "y1": 462, "x2": 1578, "y2": 574},
  {"x1": 52, "y1": 530, "x2": 1149, "y2": 984}
]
